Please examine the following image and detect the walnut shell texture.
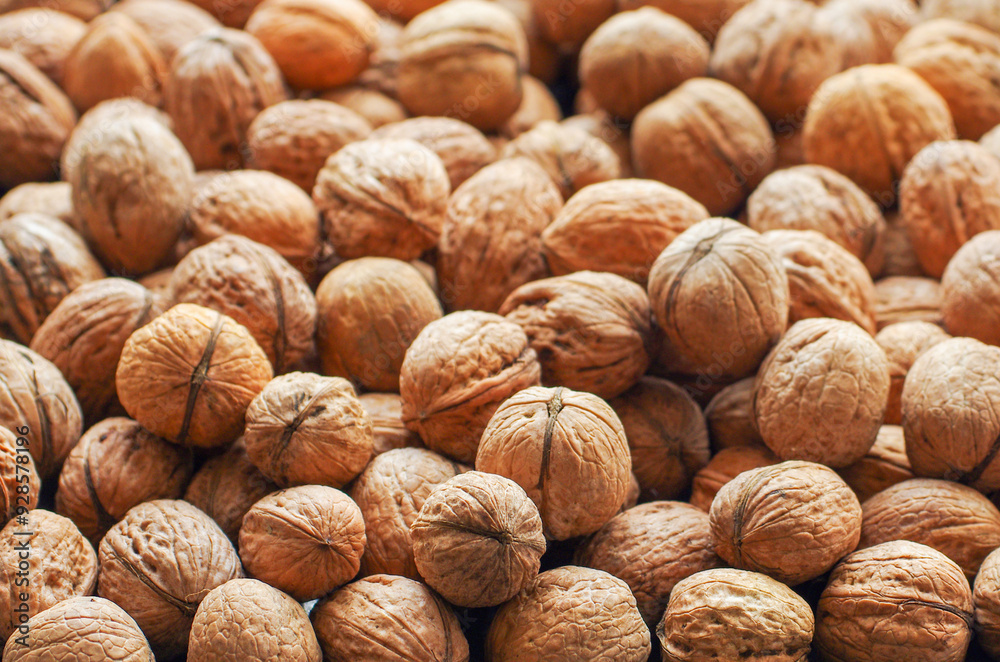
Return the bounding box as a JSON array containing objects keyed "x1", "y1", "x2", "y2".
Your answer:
[
  {"x1": 359, "y1": 393, "x2": 423, "y2": 455},
  {"x1": 875, "y1": 320, "x2": 951, "y2": 425},
  {"x1": 0, "y1": 426, "x2": 39, "y2": 527},
  {"x1": 875, "y1": 275, "x2": 944, "y2": 329},
  {"x1": 0, "y1": 181, "x2": 76, "y2": 229},
  {"x1": 703, "y1": 377, "x2": 765, "y2": 452},
  {"x1": 317, "y1": 85, "x2": 406, "y2": 129},
  {"x1": 689, "y1": 445, "x2": 779, "y2": 512},
  {"x1": 110, "y1": 0, "x2": 221, "y2": 61},
  {"x1": 838, "y1": 424, "x2": 914, "y2": 503},
  {"x1": 975, "y1": 547, "x2": 1000, "y2": 659},
  {"x1": 942, "y1": 230, "x2": 1000, "y2": 346},
  {"x1": 0, "y1": 8, "x2": 85, "y2": 86}
]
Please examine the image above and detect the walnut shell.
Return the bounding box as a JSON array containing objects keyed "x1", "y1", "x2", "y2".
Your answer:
[
  {"x1": 753, "y1": 318, "x2": 890, "y2": 468},
  {"x1": 0, "y1": 182, "x2": 76, "y2": 229},
  {"x1": 317, "y1": 86, "x2": 406, "y2": 129},
  {"x1": 486, "y1": 566, "x2": 650, "y2": 662},
  {"x1": 875, "y1": 320, "x2": 951, "y2": 425},
  {"x1": 880, "y1": 209, "x2": 926, "y2": 278},
  {"x1": 0, "y1": 0, "x2": 110, "y2": 19},
  {"x1": 838, "y1": 424, "x2": 914, "y2": 503},
  {"x1": 181, "y1": 0, "x2": 263, "y2": 26},
  {"x1": 689, "y1": 445, "x2": 779, "y2": 512},
  {"x1": 530, "y1": 0, "x2": 613, "y2": 45},
  {"x1": 875, "y1": 275, "x2": 944, "y2": 329},
  {"x1": 616, "y1": 0, "x2": 751, "y2": 41},
  {"x1": 239, "y1": 485, "x2": 366, "y2": 601},
  {"x1": 942, "y1": 230, "x2": 1000, "y2": 345},
  {"x1": 358, "y1": 393, "x2": 422, "y2": 455},
  {"x1": 983, "y1": 122, "x2": 1000, "y2": 161},
  {"x1": 499, "y1": 74, "x2": 562, "y2": 139},
  {"x1": 975, "y1": 547, "x2": 1000, "y2": 659},
  {"x1": 311, "y1": 574, "x2": 470, "y2": 662},
  {"x1": 110, "y1": 0, "x2": 221, "y2": 61},
  {"x1": 97, "y1": 499, "x2": 242, "y2": 660},
  {"x1": 0, "y1": 426, "x2": 39, "y2": 527},
  {"x1": 922, "y1": 0, "x2": 1000, "y2": 33},
  {"x1": 476, "y1": 386, "x2": 632, "y2": 540},
  {"x1": 703, "y1": 377, "x2": 765, "y2": 452},
  {"x1": 0, "y1": 9, "x2": 85, "y2": 86},
  {"x1": 116, "y1": 303, "x2": 274, "y2": 448},
  {"x1": 816, "y1": 540, "x2": 973, "y2": 662}
]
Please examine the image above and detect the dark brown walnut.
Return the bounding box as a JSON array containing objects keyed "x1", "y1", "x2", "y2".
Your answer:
[
  {"x1": 499, "y1": 271, "x2": 654, "y2": 399},
  {"x1": 753, "y1": 318, "x2": 890, "y2": 467},
  {"x1": 746, "y1": 165, "x2": 887, "y2": 276},
  {"x1": 351, "y1": 448, "x2": 467, "y2": 579},
  {"x1": 711, "y1": 460, "x2": 862, "y2": 585},
  {"x1": 98, "y1": 499, "x2": 242, "y2": 661},
  {"x1": 110, "y1": 0, "x2": 221, "y2": 62},
  {"x1": 874, "y1": 276, "x2": 944, "y2": 329},
  {"x1": 399, "y1": 311, "x2": 541, "y2": 463},
  {"x1": 875, "y1": 321, "x2": 951, "y2": 425},
  {"x1": 704, "y1": 377, "x2": 765, "y2": 452},
  {"x1": 0, "y1": 426, "x2": 39, "y2": 527},
  {"x1": 838, "y1": 425, "x2": 915, "y2": 503},
  {"x1": 499, "y1": 74, "x2": 562, "y2": 139},
  {"x1": 410, "y1": 471, "x2": 545, "y2": 607},
  {"x1": 243, "y1": 372, "x2": 373, "y2": 488},
  {"x1": 942, "y1": 229, "x2": 1000, "y2": 345},
  {"x1": 180, "y1": 0, "x2": 263, "y2": 26},
  {"x1": 902, "y1": 337, "x2": 1000, "y2": 492},
  {"x1": 540, "y1": 179, "x2": 709, "y2": 285},
  {"x1": 816, "y1": 540, "x2": 973, "y2": 662},
  {"x1": 312, "y1": 574, "x2": 470, "y2": 662},
  {"x1": 609, "y1": 377, "x2": 710, "y2": 501},
  {"x1": 0, "y1": 9, "x2": 85, "y2": 86},
  {"x1": 313, "y1": 139, "x2": 450, "y2": 262},
  {"x1": 246, "y1": 99, "x2": 373, "y2": 193},
  {"x1": 316, "y1": 258, "x2": 442, "y2": 392},
  {"x1": 486, "y1": 566, "x2": 651, "y2": 662},
  {"x1": 0, "y1": 0, "x2": 110, "y2": 19},
  {"x1": 0, "y1": 182, "x2": 76, "y2": 228},
  {"x1": 396, "y1": 0, "x2": 528, "y2": 132},
  {"x1": 658, "y1": 567, "x2": 814, "y2": 661},
  {"x1": 30, "y1": 278, "x2": 164, "y2": 423},
  {"x1": 0, "y1": 49, "x2": 75, "y2": 189},
  {"x1": 580, "y1": 7, "x2": 709, "y2": 121},
  {"x1": 899, "y1": 140, "x2": 1000, "y2": 278},
  {"x1": 2, "y1": 596, "x2": 153, "y2": 662},
  {"x1": 239, "y1": 485, "x2": 366, "y2": 601},
  {"x1": 61, "y1": 12, "x2": 167, "y2": 113},
  {"x1": 632, "y1": 78, "x2": 775, "y2": 216},
  {"x1": 575, "y1": 501, "x2": 721, "y2": 627},
  {"x1": 531, "y1": 0, "x2": 612, "y2": 45},
  {"x1": 760, "y1": 229, "x2": 878, "y2": 334},
  {"x1": 0, "y1": 339, "x2": 82, "y2": 478},
  {"x1": 689, "y1": 445, "x2": 778, "y2": 512},
  {"x1": 188, "y1": 579, "x2": 321, "y2": 662},
  {"x1": 803, "y1": 64, "x2": 957, "y2": 204},
  {"x1": 976, "y1": 547, "x2": 1000, "y2": 659},
  {"x1": 164, "y1": 28, "x2": 287, "y2": 170},
  {"x1": 0, "y1": 214, "x2": 104, "y2": 344},
  {"x1": 318, "y1": 86, "x2": 406, "y2": 129},
  {"x1": 359, "y1": 393, "x2": 422, "y2": 455},
  {"x1": 476, "y1": 386, "x2": 632, "y2": 540},
  {"x1": 648, "y1": 218, "x2": 790, "y2": 380},
  {"x1": 116, "y1": 303, "x2": 273, "y2": 449}
]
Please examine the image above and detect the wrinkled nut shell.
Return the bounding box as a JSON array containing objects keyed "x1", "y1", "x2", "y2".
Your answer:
[
  {"x1": 875, "y1": 321, "x2": 951, "y2": 425},
  {"x1": 689, "y1": 445, "x2": 778, "y2": 512},
  {"x1": 0, "y1": 426, "x2": 39, "y2": 527},
  {"x1": 875, "y1": 275, "x2": 944, "y2": 329},
  {"x1": 703, "y1": 377, "x2": 765, "y2": 452},
  {"x1": 942, "y1": 229, "x2": 1000, "y2": 346},
  {"x1": 837, "y1": 424, "x2": 914, "y2": 503},
  {"x1": 0, "y1": 9, "x2": 86, "y2": 85},
  {"x1": 975, "y1": 547, "x2": 1000, "y2": 659},
  {"x1": 359, "y1": 392, "x2": 423, "y2": 455}
]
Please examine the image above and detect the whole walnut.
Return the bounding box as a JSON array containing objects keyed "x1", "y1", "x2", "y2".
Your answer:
[
  {"x1": 476, "y1": 386, "x2": 632, "y2": 540},
  {"x1": 316, "y1": 258, "x2": 442, "y2": 392},
  {"x1": 875, "y1": 275, "x2": 944, "y2": 329},
  {"x1": 0, "y1": 49, "x2": 75, "y2": 188},
  {"x1": 499, "y1": 74, "x2": 562, "y2": 138},
  {"x1": 0, "y1": 8, "x2": 85, "y2": 85},
  {"x1": 110, "y1": 0, "x2": 221, "y2": 61},
  {"x1": 0, "y1": 181, "x2": 76, "y2": 228},
  {"x1": 540, "y1": 179, "x2": 709, "y2": 285},
  {"x1": 56, "y1": 417, "x2": 193, "y2": 546},
  {"x1": 0, "y1": 426, "x2": 39, "y2": 527},
  {"x1": 703, "y1": 377, "x2": 765, "y2": 451},
  {"x1": 0, "y1": 339, "x2": 82, "y2": 478},
  {"x1": 803, "y1": 64, "x2": 957, "y2": 204},
  {"x1": 875, "y1": 321, "x2": 951, "y2": 425},
  {"x1": 632, "y1": 78, "x2": 775, "y2": 216},
  {"x1": 561, "y1": 111, "x2": 633, "y2": 177},
  {"x1": 318, "y1": 86, "x2": 406, "y2": 129},
  {"x1": 98, "y1": 500, "x2": 243, "y2": 660},
  {"x1": 657, "y1": 568, "x2": 814, "y2": 661},
  {"x1": 616, "y1": 0, "x2": 752, "y2": 41},
  {"x1": 358, "y1": 393, "x2": 422, "y2": 455},
  {"x1": 838, "y1": 425, "x2": 915, "y2": 503},
  {"x1": 941, "y1": 230, "x2": 1000, "y2": 346},
  {"x1": 710, "y1": 460, "x2": 862, "y2": 585},
  {"x1": 689, "y1": 445, "x2": 779, "y2": 512},
  {"x1": 0, "y1": 214, "x2": 104, "y2": 344},
  {"x1": 311, "y1": 574, "x2": 470, "y2": 662},
  {"x1": 2, "y1": 596, "x2": 153, "y2": 662},
  {"x1": 239, "y1": 485, "x2": 366, "y2": 601},
  {"x1": 648, "y1": 218, "x2": 790, "y2": 380},
  {"x1": 575, "y1": 501, "x2": 721, "y2": 626},
  {"x1": 753, "y1": 318, "x2": 890, "y2": 468},
  {"x1": 116, "y1": 303, "x2": 273, "y2": 449},
  {"x1": 486, "y1": 566, "x2": 650, "y2": 662},
  {"x1": 747, "y1": 165, "x2": 887, "y2": 276},
  {"x1": 816, "y1": 540, "x2": 973, "y2": 662},
  {"x1": 165, "y1": 28, "x2": 287, "y2": 170},
  {"x1": 188, "y1": 579, "x2": 321, "y2": 662},
  {"x1": 396, "y1": 0, "x2": 528, "y2": 131},
  {"x1": 30, "y1": 278, "x2": 164, "y2": 423},
  {"x1": 243, "y1": 372, "x2": 373, "y2": 488},
  {"x1": 499, "y1": 271, "x2": 654, "y2": 399},
  {"x1": 975, "y1": 547, "x2": 1000, "y2": 659}
]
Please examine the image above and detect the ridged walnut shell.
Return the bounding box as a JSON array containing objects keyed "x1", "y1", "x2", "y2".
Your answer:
[
  {"x1": 0, "y1": 9, "x2": 85, "y2": 86},
  {"x1": 875, "y1": 321, "x2": 951, "y2": 425},
  {"x1": 359, "y1": 393, "x2": 423, "y2": 455},
  {"x1": 838, "y1": 424, "x2": 914, "y2": 503},
  {"x1": 317, "y1": 85, "x2": 406, "y2": 129},
  {"x1": 110, "y1": 0, "x2": 221, "y2": 61},
  {"x1": 975, "y1": 547, "x2": 1000, "y2": 659},
  {"x1": 922, "y1": 0, "x2": 1000, "y2": 33},
  {"x1": 874, "y1": 275, "x2": 944, "y2": 329},
  {"x1": 942, "y1": 230, "x2": 1000, "y2": 345},
  {"x1": 499, "y1": 74, "x2": 562, "y2": 139},
  {"x1": 703, "y1": 377, "x2": 765, "y2": 452},
  {"x1": 0, "y1": 181, "x2": 76, "y2": 229},
  {"x1": 0, "y1": 426, "x2": 39, "y2": 527},
  {"x1": 689, "y1": 445, "x2": 778, "y2": 512}
]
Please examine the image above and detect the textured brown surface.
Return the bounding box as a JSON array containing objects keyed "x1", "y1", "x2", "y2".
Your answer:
[
  {"x1": 616, "y1": 0, "x2": 752, "y2": 41},
  {"x1": 499, "y1": 74, "x2": 562, "y2": 138},
  {"x1": 0, "y1": 182, "x2": 76, "y2": 229},
  {"x1": 317, "y1": 85, "x2": 406, "y2": 129},
  {"x1": 0, "y1": 9, "x2": 85, "y2": 85},
  {"x1": 531, "y1": 0, "x2": 613, "y2": 45},
  {"x1": 875, "y1": 320, "x2": 951, "y2": 424},
  {"x1": 942, "y1": 229, "x2": 1000, "y2": 346},
  {"x1": 690, "y1": 445, "x2": 778, "y2": 512},
  {"x1": 704, "y1": 377, "x2": 765, "y2": 452},
  {"x1": 922, "y1": 0, "x2": 1000, "y2": 33},
  {"x1": 838, "y1": 424, "x2": 914, "y2": 503},
  {"x1": 0, "y1": 426, "x2": 38, "y2": 528},
  {"x1": 359, "y1": 393, "x2": 423, "y2": 455},
  {"x1": 975, "y1": 547, "x2": 1000, "y2": 659},
  {"x1": 111, "y1": 0, "x2": 221, "y2": 61},
  {"x1": 874, "y1": 276, "x2": 944, "y2": 329}
]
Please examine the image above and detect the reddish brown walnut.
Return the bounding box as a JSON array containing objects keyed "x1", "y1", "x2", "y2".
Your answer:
[
  {"x1": 0, "y1": 9, "x2": 86, "y2": 86},
  {"x1": 942, "y1": 230, "x2": 1000, "y2": 346},
  {"x1": 838, "y1": 425, "x2": 914, "y2": 503},
  {"x1": 975, "y1": 547, "x2": 1000, "y2": 659},
  {"x1": 704, "y1": 377, "x2": 765, "y2": 451},
  {"x1": 875, "y1": 321, "x2": 951, "y2": 425},
  {"x1": 0, "y1": 426, "x2": 39, "y2": 527},
  {"x1": 690, "y1": 445, "x2": 779, "y2": 512},
  {"x1": 359, "y1": 393, "x2": 423, "y2": 455},
  {"x1": 0, "y1": 181, "x2": 76, "y2": 229}
]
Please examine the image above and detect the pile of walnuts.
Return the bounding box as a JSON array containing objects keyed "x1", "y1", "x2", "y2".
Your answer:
[{"x1": 2, "y1": 0, "x2": 1000, "y2": 659}]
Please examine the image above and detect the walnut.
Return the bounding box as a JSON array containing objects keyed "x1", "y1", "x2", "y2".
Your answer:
[
  {"x1": 704, "y1": 377, "x2": 765, "y2": 451},
  {"x1": 358, "y1": 393, "x2": 422, "y2": 455},
  {"x1": 116, "y1": 303, "x2": 274, "y2": 449},
  {"x1": 0, "y1": 339, "x2": 82, "y2": 478},
  {"x1": 983, "y1": 123, "x2": 1000, "y2": 161},
  {"x1": 110, "y1": 0, "x2": 221, "y2": 61},
  {"x1": 540, "y1": 179, "x2": 708, "y2": 285},
  {"x1": 0, "y1": 182, "x2": 76, "y2": 229},
  {"x1": 243, "y1": 372, "x2": 373, "y2": 488},
  {"x1": 98, "y1": 499, "x2": 242, "y2": 660},
  {"x1": 494, "y1": 0, "x2": 557, "y2": 83},
  {"x1": 940, "y1": 230, "x2": 1000, "y2": 347},
  {"x1": 0, "y1": 8, "x2": 85, "y2": 85},
  {"x1": 476, "y1": 386, "x2": 632, "y2": 540},
  {"x1": 648, "y1": 218, "x2": 790, "y2": 380},
  {"x1": 753, "y1": 318, "x2": 890, "y2": 467},
  {"x1": 816, "y1": 540, "x2": 973, "y2": 662},
  {"x1": 0, "y1": 426, "x2": 38, "y2": 527},
  {"x1": 239, "y1": 485, "x2": 366, "y2": 601},
  {"x1": 657, "y1": 567, "x2": 814, "y2": 661},
  {"x1": 747, "y1": 165, "x2": 887, "y2": 276},
  {"x1": 499, "y1": 75, "x2": 562, "y2": 139},
  {"x1": 881, "y1": 210, "x2": 926, "y2": 278},
  {"x1": 396, "y1": 0, "x2": 528, "y2": 131},
  {"x1": 317, "y1": 86, "x2": 406, "y2": 129},
  {"x1": 689, "y1": 445, "x2": 779, "y2": 512},
  {"x1": 922, "y1": 0, "x2": 1000, "y2": 44},
  {"x1": 0, "y1": 0, "x2": 110, "y2": 18},
  {"x1": 838, "y1": 424, "x2": 915, "y2": 503},
  {"x1": 975, "y1": 547, "x2": 1000, "y2": 659},
  {"x1": 617, "y1": 0, "x2": 752, "y2": 41},
  {"x1": 875, "y1": 275, "x2": 944, "y2": 329},
  {"x1": 530, "y1": 0, "x2": 612, "y2": 45},
  {"x1": 164, "y1": 28, "x2": 288, "y2": 170},
  {"x1": 0, "y1": 214, "x2": 104, "y2": 344},
  {"x1": 803, "y1": 64, "x2": 957, "y2": 204},
  {"x1": 560, "y1": 111, "x2": 633, "y2": 178},
  {"x1": 486, "y1": 566, "x2": 650, "y2": 662},
  {"x1": 0, "y1": 49, "x2": 75, "y2": 189},
  {"x1": 875, "y1": 321, "x2": 951, "y2": 425},
  {"x1": 316, "y1": 257, "x2": 442, "y2": 392},
  {"x1": 355, "y1": 17, "x2": 403, "y2": 95},
  {"x1": 632, "y1": 78, "x2": 775, "y2": 216},
  {"x1": 188, "y1": 579, "x2": 321, "y2": 662},
  {"x1": 311, "y1": 574, "x2": 470, "y2": 661},
  {"x1": 181, "y1": 0, "x2": 263, "y2": 27}
]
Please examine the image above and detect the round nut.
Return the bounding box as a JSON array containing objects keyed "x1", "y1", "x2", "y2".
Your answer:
[
  {"x1": 0, "y1": 426, "x2": 39, "y2": 528},
  {"x1": 689, "y1": 445, "x2": 779, "y2": 512},
  {"x1": 0, "y1": 8, "x2": 85, "y2": 85},
  {"x1": 875, "y1": 321, "x2": 951, "y2": 425},
  {"x1": 110, "y1": 0, "x2": 221, "y2": 61},
  {"x1": 942, "y1": 229, "x2": 1000, "y2": 345},
  {"x1": 317, "y1": 85, "x2": 407, "y2": 129},
  {"x1": 704, "y1": 377, "x2": 765, "y2": 452},
  {"x1": 874, "y1": 275, "x2": 944, "y2": 329},
  {"x1": 975, "y1": 547, "x2": 1000, "y2": 659},
  {"x1": 359, "y1": 393, "x2": 423, "y2": 455},
  {"x1": 0, "y1": 181, "x2": 76, "y2": 229},
  {"x1": 838, "y1": 424, "x2": 914, "y2": 503}
]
